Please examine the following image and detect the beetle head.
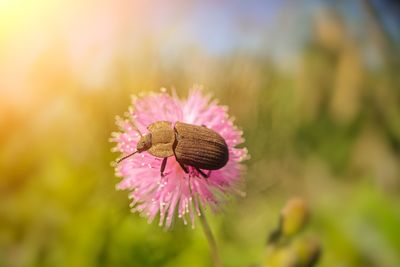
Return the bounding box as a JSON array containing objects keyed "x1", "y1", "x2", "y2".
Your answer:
[{"x1": 136, "y1": 134, "x2": 152, "y2": 152}]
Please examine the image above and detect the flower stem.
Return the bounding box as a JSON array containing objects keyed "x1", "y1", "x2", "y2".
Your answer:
[{"x1": 199, "y1": 207, "x2": 222, "y2": 267}]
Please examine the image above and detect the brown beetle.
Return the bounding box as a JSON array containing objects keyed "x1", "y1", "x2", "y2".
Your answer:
[{"x1": 117, "y1": 121, "x2": 229, "y2": 178}]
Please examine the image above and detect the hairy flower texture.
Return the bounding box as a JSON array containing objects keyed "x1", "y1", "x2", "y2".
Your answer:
[{"x1": 110, "y1": 87, "x2": 248, "y2": 228}]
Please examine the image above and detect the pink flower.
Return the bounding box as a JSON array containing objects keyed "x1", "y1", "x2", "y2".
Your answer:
[{"x1": 110, "y1": 87, "x2": 248, "y2": 228}]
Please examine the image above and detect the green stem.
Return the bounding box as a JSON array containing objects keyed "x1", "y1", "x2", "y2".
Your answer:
[{"x1": 199, "y1": 207, "x2": 222, "y2": 267}]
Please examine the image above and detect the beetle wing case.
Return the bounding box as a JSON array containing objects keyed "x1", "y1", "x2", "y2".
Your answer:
[{"x1": 174, "y1": 122, "x2": 229, "y2": 170}]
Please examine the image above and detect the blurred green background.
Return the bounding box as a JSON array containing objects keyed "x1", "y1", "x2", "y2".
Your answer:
[{"x1": 1, "y1": 0, "x2": 400, "y2": 266}]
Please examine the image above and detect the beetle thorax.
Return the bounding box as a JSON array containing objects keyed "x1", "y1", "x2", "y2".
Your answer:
[{"x1": 136, "y1": 134, "x2": 152, "y2": 152}]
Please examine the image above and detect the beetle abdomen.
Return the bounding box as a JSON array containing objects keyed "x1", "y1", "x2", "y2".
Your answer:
[{"x1": 174, "y1": 122, "x2": 229, "y2": 170}]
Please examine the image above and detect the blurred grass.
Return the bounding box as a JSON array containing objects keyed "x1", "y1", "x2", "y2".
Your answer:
[{"x1": 1, "y1": 1, "x2": 400, "y2": 267}]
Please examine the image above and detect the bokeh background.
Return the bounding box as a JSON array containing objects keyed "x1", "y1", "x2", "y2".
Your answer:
[{"x1": 1, "y1": 0, "x2": 400, "y2": 266}]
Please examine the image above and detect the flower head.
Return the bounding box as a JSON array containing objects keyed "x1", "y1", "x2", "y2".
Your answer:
[{"x1": 110, "y1": 87, "x2": 248, "y2": 228}]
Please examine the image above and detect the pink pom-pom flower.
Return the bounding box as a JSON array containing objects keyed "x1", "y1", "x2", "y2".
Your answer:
[{"x1": 110, "y1": 87, "x2": 248, "y2": 228}]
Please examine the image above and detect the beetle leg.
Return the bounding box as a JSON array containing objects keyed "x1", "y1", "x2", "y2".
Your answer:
[
  {"x1": 195, "y1": 167, "x2": 209, "y2": 178},
  {"x1": 160, "y1": 157, "x2": 168, "y2": 177},
  {"x1": 177, "y1": 160, "x2": 189, "y2": 173}
]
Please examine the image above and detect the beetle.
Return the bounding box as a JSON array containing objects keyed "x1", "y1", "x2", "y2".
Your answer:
[{"x1": 116, "y1": 121, "x2": 229, "y2": 178}]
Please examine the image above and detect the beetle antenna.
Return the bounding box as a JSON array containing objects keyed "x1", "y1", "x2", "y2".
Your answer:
[
  {"x1": 126, "y1": 109, "x2": 142, "y2": 137},
  {"x1": 132, "y1": 122, "x2": 143, "y2": 137},
  {"x1": 116, "y1": 151, "x2": 138, "y2": 163}
]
